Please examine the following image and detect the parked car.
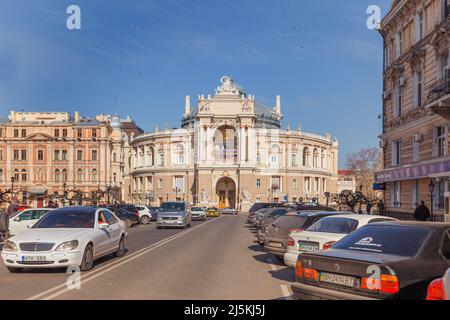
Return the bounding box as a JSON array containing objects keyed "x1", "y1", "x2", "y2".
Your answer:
[
  {"x1": 264, "y1": 211, "x2": 346, "y2": 260},
  {"x1": 291, "y1": 221, "x2": 450, "y2": 300},
  {"x1": 148, "y1": 207, "x2": 160, "y2": 221},
  {"x1": 427, "y1": 267, "x2": 450, "y2": 300},
  {"x1": 206, "y1": 207, "x2": 220, "y2": 218},
  {"x1": 8, "y1": 208, "x2": 53, "y2": 236},
  {"x1": 157, "y1": 202, "x2": 192, "y2": 229},
  {"x1": 108, "y1": 207, "x2": 139, "y2": 228},
  {"x1": 250, "y1": 207, "x2": 271, "y2": 225},
  {"x1": 248, "y1": 203, "x2": 272, "y2": 214},
  {"x1": 284, "y1": 214, "x2": 397, "y2": 268},
  {"x1": 191, "y1": 206, "x2": 207, "y2": 221},
  {"x1": 1, "y1": 206, "x2": 127, "y2": 272},
  {"x1": 221, "y1": 207, "x2": 238, "y2": 215},
  {"x1": 257, "y1": 207, "x2": 297, "y2": 244},
  {"x1": 135, "y1": 205, "x2": 153, "y2": 224}
]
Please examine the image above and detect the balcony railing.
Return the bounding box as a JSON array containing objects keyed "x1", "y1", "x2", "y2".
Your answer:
[{"x1": 426, "y1": 78, "x2": 450, "y2": 105}]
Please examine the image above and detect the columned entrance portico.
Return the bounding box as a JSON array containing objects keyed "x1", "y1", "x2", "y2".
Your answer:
[{"x1": 216, "y1": 177, "x2": 236, "y2": 209}]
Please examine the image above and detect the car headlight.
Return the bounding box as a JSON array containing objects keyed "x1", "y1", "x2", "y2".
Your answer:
[
  {"x1": 3, "y1": 240, "x2": 18, "y2": 252},
  {"x1": 55, "y1": 240, "x2": 79, "y2": 252}
]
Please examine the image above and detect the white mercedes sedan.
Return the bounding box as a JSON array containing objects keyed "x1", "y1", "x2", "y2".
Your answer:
[
  {"x1": 283, "y1": 214, "x2": 397, "y2": 268},
  {"x1": 1, "y1": 206, "x2": 127, "y2": 273}
]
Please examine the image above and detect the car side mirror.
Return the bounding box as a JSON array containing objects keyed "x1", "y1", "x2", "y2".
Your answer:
[{"x1": 99, "y1": 223, "x2": 109, "y2": 230}]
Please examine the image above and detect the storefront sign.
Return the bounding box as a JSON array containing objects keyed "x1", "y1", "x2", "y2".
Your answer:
[{"x1": 376, "y1": 159, "x2": 450, "y2": 183}]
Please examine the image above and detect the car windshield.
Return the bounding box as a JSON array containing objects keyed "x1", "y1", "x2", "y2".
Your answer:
[
  {"x1": 160, "y1": 203, "x2": 185, "y2": 212},
  {"x1": 307, "y1": 217, "x2": 359, "y2": 234},
  {"x1": 192, "y1": 207, "x2": 204, "y2": 212},
  {"x1": 274, "y1": 215, "x2": 307, "y2": 228},
  {"x1": 33, "y1": 210, "x2": 95, "y2": 229},
  {"x1": 333, "y1": 224, "x2": 431, "y2": 256}
]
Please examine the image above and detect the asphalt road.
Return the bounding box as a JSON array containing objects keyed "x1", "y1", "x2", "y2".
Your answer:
[{"x1": 0, "y1": 215, "x2": 295, "y2": 300}]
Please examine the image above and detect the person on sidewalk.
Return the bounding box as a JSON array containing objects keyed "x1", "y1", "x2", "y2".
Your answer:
[
  {"x1": 414, "y1": 201, "x2": 431, "y2": 222},
  {"x1": 377, "y1": 200, "x2": 385, "y2": 215}
]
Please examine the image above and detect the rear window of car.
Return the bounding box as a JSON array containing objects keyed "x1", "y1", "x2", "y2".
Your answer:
[
  {"x1": 270, "y1": 208, "x2": 288, "y2": 216},
  {"x1": 274, "y1": 215, "x2": 307, "y2": 228},
  {"x1": 249, "y1": 203, "x2": 269, "y2": 212},
  {"x1": 307, "y1": 217, "x2": 359, "y2": 234},
  {"x1": 333, "y1": 225, "x2": 431, "y2": 256},
  {"x1": 192, "y1": 207, "x2": 204, "y2": 212}
]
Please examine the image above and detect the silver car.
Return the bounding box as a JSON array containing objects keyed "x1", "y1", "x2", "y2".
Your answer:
[{"x1": 156, "y1": 202, "x2": 192, "y2": 229}]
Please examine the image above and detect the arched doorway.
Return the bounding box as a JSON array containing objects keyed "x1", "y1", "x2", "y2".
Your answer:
[{"x1": 216, "y1": 177, "x2": 236, "y2": 209}]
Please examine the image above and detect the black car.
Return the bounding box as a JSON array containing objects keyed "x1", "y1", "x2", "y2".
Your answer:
[
  {"x1": 248, "y1": 203, "x2": 272, "y2": 214},
  {"x1": 264, "y1": 211, "x2": 347, "y2": 259},
  {"x1": 108, "y1": 207, "x2": 139, "y2": 228},
  {"x1": 291, "y1": 221, "x2": 450, "y2": 300}
]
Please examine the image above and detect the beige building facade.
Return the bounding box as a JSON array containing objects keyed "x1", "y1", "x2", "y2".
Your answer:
[
  {"x1": 376, "y1": 0, "x2": 450, "y2": 220},
  {"x1": 130, "y1": 77, "x2": 339, "y2": 211},
  {"x1": 0, "y1": 111, "x2": 141, "y2": 207}
]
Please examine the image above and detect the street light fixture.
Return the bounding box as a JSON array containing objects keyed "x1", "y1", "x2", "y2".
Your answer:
[{"x1": 428, "y1": 179, "x2": 435, "y2": 222}]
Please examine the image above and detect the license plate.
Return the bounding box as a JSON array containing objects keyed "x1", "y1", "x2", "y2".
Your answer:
[
  {"x1": 298, "y1": 243, "x2": 319, "y2": 252},
  {"x1": 319, "y1": 272, "x2": 355, "y2": 288},
  {"x1": 270, "y1": 242, "x2": 283, "y2": 248},
  {"x1": 22, "y1": 256, "x2": 46, "y2": 262}
]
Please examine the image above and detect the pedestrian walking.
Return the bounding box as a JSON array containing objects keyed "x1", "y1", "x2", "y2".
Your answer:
[
  {"x1": 414, "y1": 201, "x2": 431, "y2": 222},
  {"x1": 366, "y1": 202, "x2": 373, "y2": 215}
]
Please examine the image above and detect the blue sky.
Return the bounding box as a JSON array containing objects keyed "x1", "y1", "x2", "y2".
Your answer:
[{"x1": 0, "y1": 0, "x2": 391, "y2": 166}]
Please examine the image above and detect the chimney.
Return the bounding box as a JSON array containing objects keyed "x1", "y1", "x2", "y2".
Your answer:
[
  {"x1": 276, "y1": 95, "x2": 281, "y2": 114},
  {"x1": 185, "y1": 95, "x2": 191, "y2": 115},
  {"x1": 74, "y1": 111, "x2": 80, "y2": 122}
]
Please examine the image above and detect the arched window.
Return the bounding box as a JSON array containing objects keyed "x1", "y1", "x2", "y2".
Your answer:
[
  {"x1": 91, "y1": 169, "x2": 98, "y2": 182},
  {"x1": 21, "y1": 169, "x2": 27, "y2": 182},
  {"x1": 62, "y1": 169, "x2": 68, "y2": 182},
  {"x1": 321, "y1": 150, "x2": 326, "y2": 168},
  {"x1": 77, "y1": 169, "x2": 84, "y2": 182},
  {"x1": 303, "y1": 147, "x2": 310, "y2": 166},
  {"x1": 270, "y1": 144, "x2": 280, "y2": 164},
  {"x1": 14, "y1": 169, "x2": 19, "y2": 181},
  {"x1": 176, "y1": 144, "x2": 185, "y2": 165},
  {"x1": 313, "y1": 148, "x2": 319, "y2": 167},
  {"x1": 54, "y1": 169, "x2": 61, "y2": 182}
]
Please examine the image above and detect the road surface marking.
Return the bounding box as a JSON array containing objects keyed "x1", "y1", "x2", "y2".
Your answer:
[
  {"x1": 267, "y1": 257, "x2": 279, "y2": 271},
  {"x1": 280, "y1": 285, "x2": 293, "y2": 300},
  {"x1": 27, "y1": 217, "x2": 222, "y2": 300}
]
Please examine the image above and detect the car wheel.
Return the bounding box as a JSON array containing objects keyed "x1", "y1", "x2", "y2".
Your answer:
[
  {"x1": 7, "y1": 267, "x2": 23, "y2": 273},
  {"x1": 124, "y1": 219, "x2": 132, "y2": 229},
  {"x1": 80, "y1": 244, "x2": 94, "y2": 271},
  {"x1": 140, "y1": 215, "x2": 150, "y2": 225},
  {"x1": 113, "y1": 236, "x2": 126, "y2": 257}
]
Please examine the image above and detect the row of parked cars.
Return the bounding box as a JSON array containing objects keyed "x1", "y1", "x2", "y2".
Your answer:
[{"x1": 247, "y1": 202, "x2": 450, "y2": 300}]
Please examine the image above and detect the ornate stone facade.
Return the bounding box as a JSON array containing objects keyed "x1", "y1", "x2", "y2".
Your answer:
[{"x1": 130, "y1": 77, "x2": 339, "y2": 211}]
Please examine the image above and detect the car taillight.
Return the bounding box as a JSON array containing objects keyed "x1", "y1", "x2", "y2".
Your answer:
[
  {"x1": 361, "y1": 274, "x2": 400, "y2": 294},
  {"x1": 289, "y1": 228, "x2": 304, "y2": 233},
  {"x1": 322, "y1": 241, "x2": 336, "y2": 250},
  {"x1": 295, "y1": 260, "x2": 318, "y2": 281},
  {"x1": 427, "y1": 278, "x2": 446, "y2": 300},
  {"x1": 287, "y1": 236, "x2": 295, "y2": 247},
  {"x1": 295, "y1": 260, "x2": 304, "y2": 279}
]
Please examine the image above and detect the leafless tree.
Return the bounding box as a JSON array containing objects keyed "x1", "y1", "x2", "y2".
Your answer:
[{"x1": 346, "y1": 147, "x2": 382, "y2": 199}]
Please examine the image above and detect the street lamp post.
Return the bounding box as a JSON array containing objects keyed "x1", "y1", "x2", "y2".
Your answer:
[
  {"x1": 429, "y1": 179, "x2": 435, "y2": 222},
  {"x1": 10, "y1": 177, "x2": 15, "y2": 197},
  {"x1": 62, "y1": 183, "x2": 67, "y2": 206}
]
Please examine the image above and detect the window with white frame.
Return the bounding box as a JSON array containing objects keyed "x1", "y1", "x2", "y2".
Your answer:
[
  {"x1": 414, "y1": 11, "x2": 424, "y2": 43},
  {"x1": 157, "y1": 178, "x2": 163, "y2": 190},
  {"x1": 173, "y1": 176, "x2": 184, "y2": 192},
  {"x1": 413, "y1": 70, "x2": 423, "y2": 108},
  {"x1": 434, "y1": 126, "x2": 448, "y2": 157},
  {"x1": 395, "y1": 30, "x2": 403, "y2": 58},
  {"x1": 433, "y1": 179, "x2": 445, "y2": 210},
  {"x1": 393, "y1": 84, "x2": 402, "y2": 117},
  {"x1": 256, "y1": 179, "x2": 261, "y2": 188},
  {"x1": 392, "y1": 181, "x2": 401, "y2": 208},
  {"x1": 292, "y1": 179, "x2": 297, "y2": 190},
  {"x1": 291, "y1": 153, "x2": 297, "y2": 167},
  {"x1": 271, "y1": 176, "x2": 281, "y2": 193},
  {"x1": 391, "y1": 141, "x2": 401, "y2": 166},
  {"x1": 441, "y1": 53, "x2": 449, "y2": 80},
  {"x1": 413, "y1": 138, "x2": 420, "y2": 162},
  {"x1": 147, "y1": 177, "x2": 153, "y2": 191}
]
